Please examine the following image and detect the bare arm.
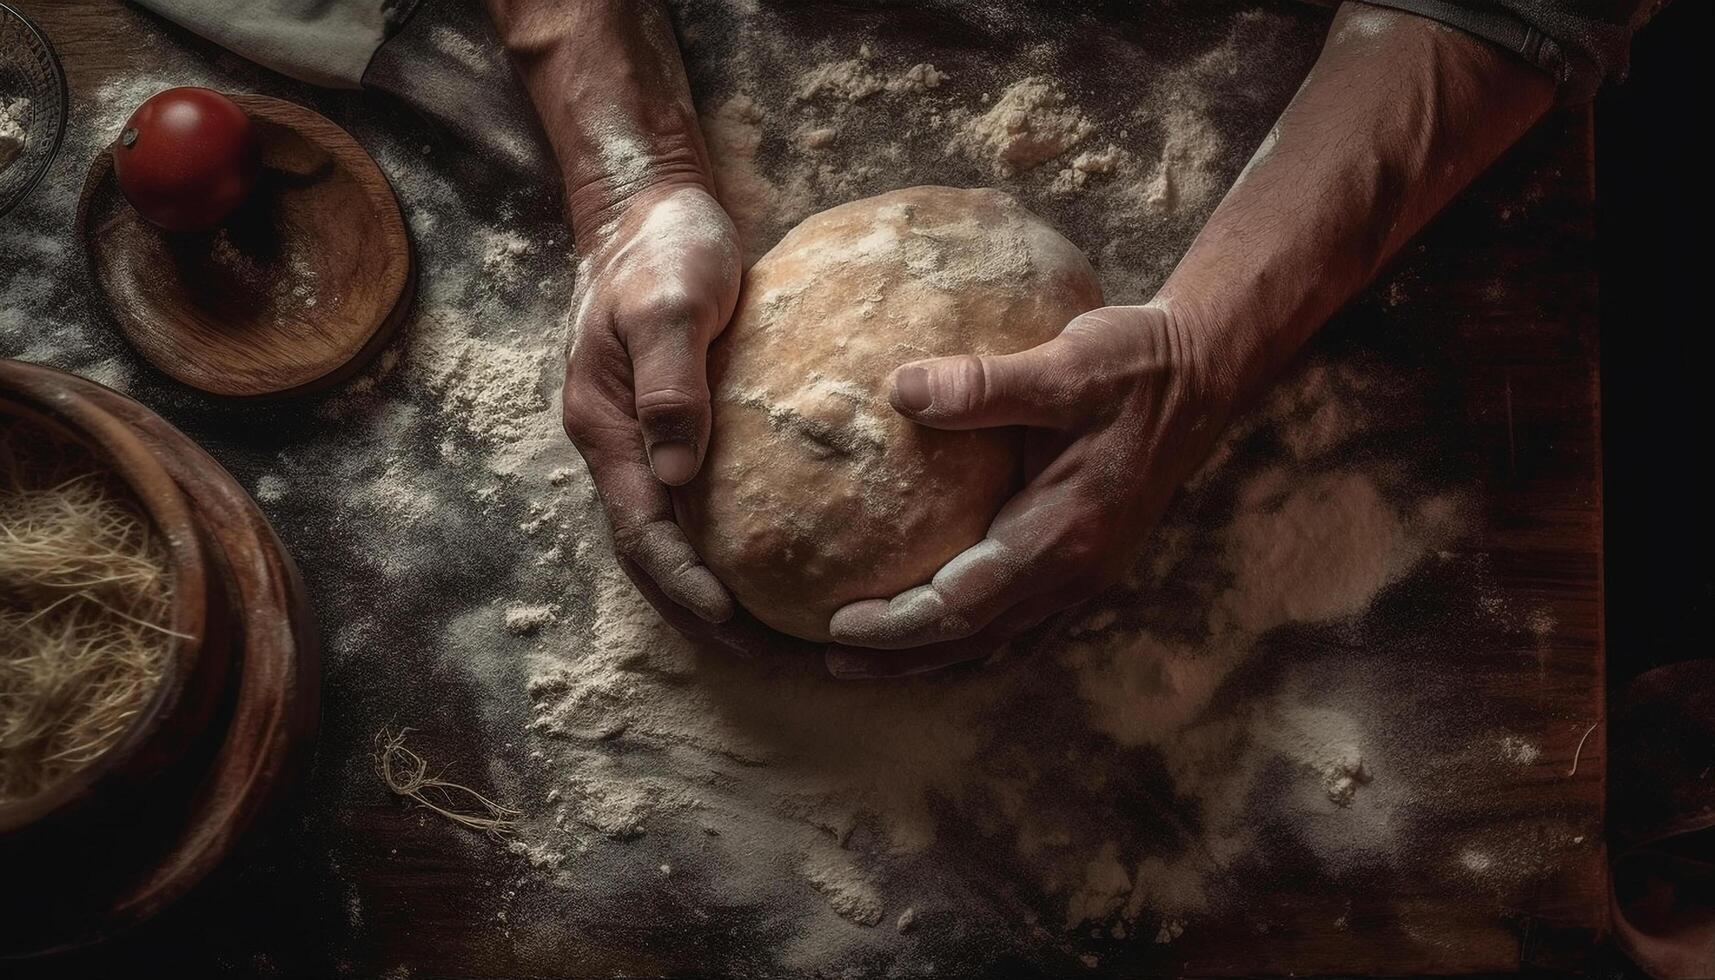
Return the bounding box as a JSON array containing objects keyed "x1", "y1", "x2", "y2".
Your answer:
[
  {"x1": 485, "y1": 0, "x2": 744, "y2": 630},
  {"x1": 827, "y1": 3, "x2": 1556, "y2": 674},
  {"x1": 1161, "y1": 1, "x2": 1554, "y2": 405},
  {"x1": 483, "y1": 0, "x2": 712, "y2": 238}
]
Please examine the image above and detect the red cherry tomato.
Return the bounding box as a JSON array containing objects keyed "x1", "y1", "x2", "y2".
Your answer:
[{"x1": 113, "y1": 87, "x2": 261, "y2": 233}]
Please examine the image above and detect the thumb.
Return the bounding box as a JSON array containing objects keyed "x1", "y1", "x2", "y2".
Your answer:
[
  {"x1": 629, "y1": 328, "x2": 713, "y2": 486},
  {"x1": 888, "y1": 337, "x2": 1078, "y2": 430}
]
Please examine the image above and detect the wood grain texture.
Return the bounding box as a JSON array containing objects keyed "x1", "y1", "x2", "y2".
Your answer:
[
  {"x1": 78, "y1": 94, "x2": 414, "y2": 398},
  {"x1": 74, "y1": 370, "x2": 323, "y2": 934},
  {"x1": 0, "y1": 361, "x2": 320, "y2": 958},
  {"x1": 0, "y1": 362, "x2": 225, "y2": 838},
  {"x1": 6, "y1": 1, "x2": 1608, "y2": 976}
]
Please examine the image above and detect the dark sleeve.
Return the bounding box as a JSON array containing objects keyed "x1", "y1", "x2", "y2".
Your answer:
[{"x1": 1354, "y1": 0, "x2": 1668, "y2": 102}]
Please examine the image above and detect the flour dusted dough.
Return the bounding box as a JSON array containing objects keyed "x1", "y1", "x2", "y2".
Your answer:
[{"x1": 673, "y1": 186, "x2": 1103, "y2": 641}]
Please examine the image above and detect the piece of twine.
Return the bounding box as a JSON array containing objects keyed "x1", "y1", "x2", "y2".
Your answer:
[{"x1": 372, "y1": 727, "x2": 520, "y2": 838}]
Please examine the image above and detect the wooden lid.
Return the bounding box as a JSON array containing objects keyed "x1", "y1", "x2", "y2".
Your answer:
[{"x1": 77, "y1": 93, "x2": 414, "y2": 398}]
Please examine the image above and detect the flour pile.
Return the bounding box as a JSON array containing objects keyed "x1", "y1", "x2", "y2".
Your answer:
[{"x1": 680, "y1": 5, "x2": 1300, "y2": 298}]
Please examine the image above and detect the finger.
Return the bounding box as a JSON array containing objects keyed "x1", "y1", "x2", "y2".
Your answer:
[
  {"x1": 617, "y1": 556, "x2": 812, "y2": 658},
  {"x1": 573, "y1": 418, "x2": 734, "y2": 624},
  {"x1": 623, "y1": 296, "x2": 714, "y2": 486},
  {"x1": 826, "y1": 485, "x2": 1070, "y2": 649},
  {"x1": 824, "y1": 599, "x2": 1059, "y2": 679},
  {"x1": 565, "y1": 323, "x2": 733, "y2": 624},
  {"x1": 825, "y1": 633, "x2": 994, "y2": 679},
  {"x1": 888, "y1": 335, "x2": 1083, "y2": 431},
  {"x1": 611, "y1": 513, "x2": 733, "y2": 624}
]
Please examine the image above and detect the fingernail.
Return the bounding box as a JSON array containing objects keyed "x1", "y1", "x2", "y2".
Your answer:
[
  {"x1": 892, "y1": 366, "x2": 932, "y2": 414},
  {"x1": 649, "y1": 441, "x2": 698, "y2": 485}
]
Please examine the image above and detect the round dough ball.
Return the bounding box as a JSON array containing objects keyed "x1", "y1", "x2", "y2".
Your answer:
[{"x1": 672, "y1": 186, "x2": 1103, "y2": 642}]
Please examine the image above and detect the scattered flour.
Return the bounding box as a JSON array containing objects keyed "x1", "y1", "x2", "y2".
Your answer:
[
  {"x1": 256, "y1": 473, "x2": 289, "y2": 504},
  {"x1": 2, "y1": 5, "x2": 1575, "y2": 974},
  {"x1": 803, "y1": 853, "x2": 886, "y2": 926},
  {"x1": 407, "y1": 308, "x2": 548, "y2": 445},
  {"x1": 1499, "y1": 735, "x2": 1541, "y2": 765},
  {"x1": 1212, "y1": 469, "x2": 1421, "y2": 634},
  {"x1": 950, "y1": 76, "x2": 1094, "y2": 175},
  {"x1": 0, "y1": 97, "x2": 29, "y2": 174},
  {"x1": 501, "y1": 603, "x2": 557, "y2": 635},
  {"x1": 679, "y1": 12, "x2": 1297, "y2": 306},
  {"x1": 479, "y1": 229, "x2": 536, "y2": 287},
  {"x1": 1272, "y1": 706, "x2": 1371, "y2": 807},
  {"x1": 701, "y1": 95, "x2": 782, "y2": 259},
  {"x1": 498, "y1": 346, "x2": 1466, "y2": 942},
  {"x1": 79, "y1": 356, "x2": 135, "y2": 393},
  {"x1": 1049, "y1": 144, "x2": 1126, "y2": 194},
  {"x1": 796, "y1": 46, "x2": 944, "y2": 102}
]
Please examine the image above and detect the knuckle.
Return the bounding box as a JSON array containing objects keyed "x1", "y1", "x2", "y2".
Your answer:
[
  {"x1": 608, "y1": 519, "x2": 651, "y2": 562},
  {"x1": 1059, "y1": 310, "x2": 1143, "y2": 384},
  {"x1": 634, "y1": 384, "x2": 706, "y2": 417},
  {"x1": 1047, "y1": 520, "x2": 1107, "y2": 572},
  {"x1": 943, "y1": 355, "x2": 990, "y2": 414},
  {"x1": 561, "y1": 387, "x2": 608, "y2": 447},
  {"x1": 620, "y1": 288, "x2": 714, "y2": 334}
]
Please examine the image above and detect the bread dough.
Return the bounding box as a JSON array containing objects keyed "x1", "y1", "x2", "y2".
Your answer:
[{"x1": 672, "y1": 186, "x2": 1103, "y2": 641}]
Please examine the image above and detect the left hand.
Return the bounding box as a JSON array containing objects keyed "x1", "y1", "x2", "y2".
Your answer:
[
  {"x1": 823, "y1": 303, "x2": 1234, "y2": 679},
  {"x1": 562, "y1": 183, "x2": 741, "y2": 631}
]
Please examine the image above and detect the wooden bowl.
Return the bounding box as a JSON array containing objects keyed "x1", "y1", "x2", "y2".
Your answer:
[
  {"x1": 77, "y1": 93, "x2": 414, "y2": 398},
  {"x1": 0, "y1": 358, "x2": 319, "y2": 957},
  {"x1": 0, "y1": 365, "x2": 231, "y2": 836}
]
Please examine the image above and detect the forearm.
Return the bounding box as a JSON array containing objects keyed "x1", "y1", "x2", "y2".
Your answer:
[
  {"x1": 1158, "y1": 2, "x2": 1554, "y2": 404},
  {"x1": 483, "y1": 0, "x2": 711, "y2": 244}
]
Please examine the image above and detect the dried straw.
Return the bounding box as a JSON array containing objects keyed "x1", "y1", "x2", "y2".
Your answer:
[
  {"x1": 373, "y1": 727, "x2": 520, "y2": 838},
  {"x1": 0, "y1": 420, "x2": 181, "y2": 805}
]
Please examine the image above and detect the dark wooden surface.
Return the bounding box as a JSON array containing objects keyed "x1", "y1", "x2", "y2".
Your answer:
[
  {"x1": 79, "y1": 94, "x2": 414, "y2": 398},
  {"x1": 3, "y1": 1, "x2": 1608, "y2": 975}
]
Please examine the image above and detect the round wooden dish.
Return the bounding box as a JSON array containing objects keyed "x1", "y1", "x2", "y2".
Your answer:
[
  {"x1": 77, "y1": 93, "x2": 414, "y2": 398},
  {"x1": 0, "y1": 359, "x2": 320, "y2": 958},
  {"x1": 0, "y1": 373, "x2": 231, "y2": 836}
]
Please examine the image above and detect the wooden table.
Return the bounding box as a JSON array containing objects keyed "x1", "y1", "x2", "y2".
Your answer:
[{"x1": 2, "y1": 1, "x2": 1607, "y2": 975}]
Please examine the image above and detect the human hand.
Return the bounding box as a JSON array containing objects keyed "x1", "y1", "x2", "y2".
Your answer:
[
  {"x1": 824, "y1": 304, "x2": 1234, "y2": 678},
  {"x1": 563, "y1": 181, "x2": 744, "y2": 630}
]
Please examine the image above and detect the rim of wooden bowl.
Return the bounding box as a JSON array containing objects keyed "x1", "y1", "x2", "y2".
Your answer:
[
  {"x1": 76, "y1": 92, "x2": 416, "y2": 399},
  {"x1": 0, "y1": 359, "x2": 210, "y2": 835}
]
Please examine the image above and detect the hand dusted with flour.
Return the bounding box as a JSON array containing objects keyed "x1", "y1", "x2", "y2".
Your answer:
[{"x1": 673, "y1": 186, "x2": 1102, "y2": 641}]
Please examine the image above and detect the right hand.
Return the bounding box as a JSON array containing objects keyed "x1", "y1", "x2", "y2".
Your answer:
[{"x1": 563, "y1": 181, "x2": 745, "y2": 633}]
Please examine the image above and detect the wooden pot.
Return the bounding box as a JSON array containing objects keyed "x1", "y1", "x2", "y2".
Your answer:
[
  {"x1": 0, "y1": 358, "x2": 319, "y2": 957},
  {"x1": 0, "y1": 363, "x2": 233, "y2": 837}
]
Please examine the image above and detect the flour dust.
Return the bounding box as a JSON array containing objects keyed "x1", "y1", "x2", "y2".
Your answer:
[{"x1": 0, "y1": 1, "x2": 1581, "y2": 974}]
